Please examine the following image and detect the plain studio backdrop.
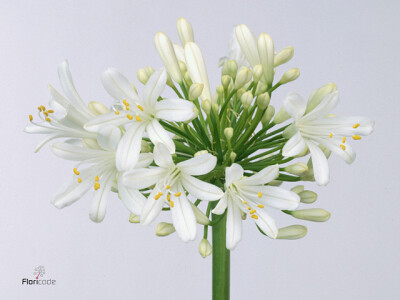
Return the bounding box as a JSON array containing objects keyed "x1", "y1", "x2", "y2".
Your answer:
[{"x1": 1, "y1": 0, "x2": 399, "y2": 299}]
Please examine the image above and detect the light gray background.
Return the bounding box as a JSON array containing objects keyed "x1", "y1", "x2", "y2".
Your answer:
[{"x1": 1, "y1": 0, "x2": 399, "y2": 299}]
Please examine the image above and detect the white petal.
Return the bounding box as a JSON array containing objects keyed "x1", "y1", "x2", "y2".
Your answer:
[
  {"x1": 226, "y1": 198, "x2": 243, "y2": 250},
  {"x1": 140, "y1": 189, "x2": 165, "y2": 225},
  {"x1": 136, "y1": 153, "x2": 154, "y2": 168},
  {"x1": 235, "y1": 24, "x2": 260, "y2": 67},
  {"x1": 283, "y1": 93, "x2": 307, "y2": 120},
  {"x1": 301, "y1": 92, "x2": 339, "y2": 122},
  {"x1": 181, "y1": 174, "x2": 224, "y2": 201},
  {"x1": 115, "y1": 122, "x2": 146, "y2": 171},
  {"x1": 307, "y1": 116, "x2": 374, "y2": 136},
  {"x1": 178, "y1": 153, "x2": 217, "y2": 176},
  {"x1": 51, "y1": 142, "x2": 106, "y2": 161},
  {"x1": 84, "y1": 111, "x2": 129, "y2": 132},
  {"x1": 315, "y1": 137, "x2": 356, "y2": 164},
  {"x1": 173, "y1": 43, "x2": 185, "y2": 62},
  {"x1": 306, "y1": 140, "x2": 330, "y2": 186},
  {"x1": 117, "y1": 177, "x2": 146, "y2": 215},
  {"x1": 154, "y1": 99, "x2": 195, "y2": 122},
  {"x1": 225, "y1": 163, "x2": 244, "y2": 186},
  {"x1": 171, "y1": 190, "x2": 197, "y2": 242},
  {"x1": 101, "y1": 68, "x2": 141, "y2": 103},
  {"x1": 282, "y1": 131, "x2": 307, "y2": 157},
  {"x1": 53, "y1": 174, "x2": 92, "y2": 208},
  {"x1": 34, "y1": 133, "x2": 62, "y2": 153},
  {"x1": 239, "y1": 164, "x2": 279, "y2": 186},
  {"x1": 211, "y1": 194, "x2": 228, "y2": 215},
  {"x1": 257, "y1": 33, "x2": 274, "y2": 85},
  {"x1": 146, "y1": 119, "x2": 175, "y2": 154},
  {"x1": 89, "y1": 172, "x2": 114, "y2": 222},
  {"x1": 153, "y1": 142, "x2": 174, "y2": 168},
  {"x1": 97, "y1": 126, "x2": 121, "y2": 151},
  {"x1": 254, "y1": 209, "x2": 278, "y2": 238},
  {"x1": 122, "y1": 167, "x2": 166, "y2": 190},
  {"x1": 143, "y1": 69, "x2": 167, "y2": 108}
]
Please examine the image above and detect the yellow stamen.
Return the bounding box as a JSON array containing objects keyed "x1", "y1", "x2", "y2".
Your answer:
[
  {"x1": 29, "y1": 115, "x2": 33, "y2": 122},
  {"x1": 329, "y1": 133, "x2": 333, "y2": 138},
  {"x1": 123, "y1": 99, "x2": 129, "y2": 106},
  {"x1": 155, "y1": 194, "x2": 160, "y2": 200},
  {"x1": 167, "y1": 194, "x2": 171, "y2": 201},
  {"x1": 243, "y1": 201, "x2": 247, "y2": 204},
  {"x1": 95, "y1": 175, "x2": 99, "y2": 181},
  {"x1": 47, "y1": 109, "x2": 54, "y2": 113},
  {"x1": 258, "y1": 192, "x2": 262, "y2": 198},
  {"x1": 174, "y1": 192, "x2": 181, "y2": 197},
  {"x1": 40, "y1": 105, "x2": 46, "y2": 111},
  {"x1": 127, "y1": 114, "x2": 133, "y2": 120},
  {"x1": 166, "y1": 185, "x2": 171, "y2": 189},
  {"x1": 38, "y1": 106, "x2": 42, "y2": 112},
  {"x1": 135, "y1": 115, "x2": 142, "y2": 122},
  {"x1": 251, "y1": 215, "x2": 258, "y2": 220},
  {"x1": 353, "y1": 123, "x2": 360, "y2": 128},
  {"x1": 94, "y1": 182, "x2": 100, "y2": 190},
  {"x1": 137, "y1": 104, "x2": 144, "y2": 111},
  {"x1": 342, "y1": 137, "x2": 346, "y2": 143},
  {"x1": 73, "y1": 168, "x2": 80, "y2": 175},
  {"x1": 115, "y1": 110, "x2": 120, "y2": 115},
  {"x1": 249, "y1": 209, "x2": 256, "y2": 214},
  {"x1": 77, "y1": 178, "x2": 82, "y2": 183},
  {"x1": 340, "y1": 144, "x2": 346, "y2": 150},
  {"x1": 352, "y1": 135, "x2": 361, "y2": 140},
  {"x1": 43, "y1": 111, "x2": 49, "y2": 117},
  {"x1": 45, "y1": 117, "x2": 51, "y2": 122},
  {"x1": 257, "y1": 204, "x2": 264, "y2": 208},
  {"x1": 247, "y1": 206, "x2": 251, "y2": 210},
  {"x1": 170, "y1": 201, "x2": 174, "y2": 208}
]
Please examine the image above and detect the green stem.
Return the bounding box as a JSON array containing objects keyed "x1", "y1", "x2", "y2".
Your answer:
[{"x1": 212, "y1": 211, "x2": 230, "y2": 300}]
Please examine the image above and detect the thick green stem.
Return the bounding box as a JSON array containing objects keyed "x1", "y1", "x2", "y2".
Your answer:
[{"x1": 212, "y1": 212, "x2": 230, "y2": 300}]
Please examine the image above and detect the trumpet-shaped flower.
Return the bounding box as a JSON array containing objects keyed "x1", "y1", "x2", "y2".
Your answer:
[
  {"x1": 84, "y1": 69, "x2": 196, "y2": 171},
  {"x1": 25, "y1": 61, "x2": 98, "y2": 152},
  {"x1": 281, "y1": 92, "x2": 374, "y2": 185},
  {"x1": 212, "y1": 164, "x2": 300, "y2": 250},
  {"x1": 51, "y1": 126, "x2": 153, "y2": 222},
  {"x1": 122, "y1": 143, "x2": 224, "y2": 242}
]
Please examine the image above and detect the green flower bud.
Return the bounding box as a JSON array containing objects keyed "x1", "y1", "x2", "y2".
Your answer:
[
  {"x1": 184, "y1": 71, "x2": 192, "y2": 86},
  {"x1": 255, "y1": 80, "x2": 268, "y2": 96},
  {"x1": 290, "y1": 185, "x2": 304, "y2": 194},
  {"x1": 166, "y1": 73, "x2": 175, "y2": 88},
  {"x1": 129, "y1": 213, "x2": 140, "y2": 223},
  {"x1": 274, "y1": 46, "x2": 294, "y2": 67},
  {"x1": 221, "y1": 75, "x2": 231, "y2": 90},
  {"x1": 290, "y1": 208, "x2": 331, "y2": 222},
  {"x1": 256, "y1": 92, "x2": 270, "y2": 110},
  {"x1": 189, "y1": 83, "x2": 204, "y2": 100},
  {"x1": 306, "y1": 83, "x2": 337, "y2": 114},
  {"x1": 201, "y1": 99, "x2": 211, "y2": 114},
  {"x1": 224, "y1": 127, "x2": 233, "y2": 141},
  {"x1": 88, "y1": 101, "x2": 110, "y2": 116},
  {"x1": 273, "y1": 106, "x2": 290, "y2": 124},
  {"x1": 137, "y1": 68, "x2": 149, "y2": 84},
  {"x1": 222, "y1": 60, "x2": 238, "y2": 79},
  {"x1": 178, "y1": 60, "x2": 187, "y2": 74},
  {"x1": 190, "y1": 202, "x2": 210, "y2": 225},
  {"x1": 253, "y1": 64, "x2": 263, "y2": 83},
  {"x1": 261, "y1": 105, "x2": 275, "y2": 127},
  {"x1": 284, "y1": 163, "x2": 309, "y2": 176},
  {"x1": 269, "y1": 180, "x2": 282, "y2": 186},
  {"x1": 279, "y1": 68, "x2": 300, "y2": 84},
  {"x1": 141, "y1": 140, "x2": 152, "y2": 153},
  {"x1": 230, "y1": 152, "x2": 237, "y2": 162},
  {"x1": 235, "y1": 66, "x2": 252, "y2": 89},
  {"x1": 241, "y1": 91, "x2": 253, "y2": 109},
  {"x1": 299, "y1": 190, "x2": 318, "y2": 204},
  {"x1": 144, "y1": 66, "x2": 155, "y2": 77},
  {"x1": 277, "y1": 225, "x2": 307, "y2": 240},
  {"x1": 199, "y1": 239, "x2": 212, "y2": 258},
  {"x1": 195, "y1": 150, "x2": 209, "y2": 156},
  {"x1": 216, "y1": 85, "x2": 224, "y2": 96},
  {"x1": 156, "y1": 222, "x2": 176, "y2": 236}
]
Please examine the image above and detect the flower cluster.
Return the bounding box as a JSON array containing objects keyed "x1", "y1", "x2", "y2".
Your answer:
[{"x1": 26, "y1": 18, "x2": 374, "y2": 253}]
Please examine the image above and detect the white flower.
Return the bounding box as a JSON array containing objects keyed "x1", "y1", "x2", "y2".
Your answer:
[
  {"x1": 25, "y1": 61, "x2": 98, "y2": 152},
  {"x1": 281, "y1": 92, "x2": 374, "y2": 186},
  {"x1": 219, "y1": 29, "x2": 249, "y2": 68},
  {"x1": 84, "y1": 69, "x2": 196, "y2": 171},
  {"x1": 50, "y1": 126, "x2": 153, "y2": 222},
  {"x1": 212, "y1": 163, "x2": 300, "y2": 250},
  {"x1": 122, "y1": 143, "x2": 224, "y2": 242}
]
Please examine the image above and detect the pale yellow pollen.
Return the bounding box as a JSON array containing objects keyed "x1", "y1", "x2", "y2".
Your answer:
[
  {"x1": 251, "y1": 215, "x2": 259, "y2": 220},
  {"x1": 249, "y1": 209, "x2": 256, "y2": 214},
  {"x1": 47, "y1": 109, "x2": 54, "y2": 113},
  {"x1": 167, "y1": 194, "x2": 171, "y2": 201},
  {"x1": 170, "y1": 201, "x2": 175, "y2": 208},
  {"x1": 247, "y1": 206, "x2": 251, "y2": 210},
  {"x1": 329, "y1": 133, "x2": 333, "y2": 138},
  {"x1": 73, "y1": 168, "x2": 80, "y2": 175},
  {"x1": 127, "y1": 114, "x2": 133, "y2": 120},
  {"x1": 29, "y1": 115, "x2": 33, "y2": 122},
  {"x1": 43, "y1": 111, "x2": 49, "y2": 117},
  {"x1": 155, "y1": 194, "x2": 161, "y2": 200},
  {"x1": 174, "y1": 192, "x2": 181, "y2": 197},
  {"x1": 352, "y1": 135, "x2": 361, "y2": 140},
  {"x1": 123, "y1": 99, "x2": 129, "y2": 106},
  {"x1": 258, "y1": 192, "x2": 262, "y2": 198},
  {"x1": 166, "y1": 185, "x2": 171, "y2": 189},
  {"x1": 135, "y1": 115, "x2": 142, "y2": 122},
  {"x1": 242, "y1": 200, "x2": 247, "y2": 204},
  {"x1": 77, "y1": 178, "x2": 82, "y2": 183},
  {"x1": 45, "y1": 117, "x2": 51, "y2": 122},
  {"x1": 257, "y1": 204, "x2": 264, "y2": 208},
  {"x1": 40, "y1": 105, "x2": 46, "y2": 111},
  {"x1": 340, "y1": 144, "x2": 346, "y2": 150},
  {"x1": 95, "y1": 175, "x2": 99, "y2": 181},
  {"x1": 342, "y1": 137, "x2": 346, "y2": 143},
  {"x1": 353, "y1": 123, "x2": 360, "y2": 128},
  {"x1": 37, "y1": 106, "x2": 42, "y2": 112},
  {"x1": 94, "y1": 182, "x2": 100, "y2": 190},
  {"x1": 115, "y1": 110, "x2": 120, "y2": 115},
  {"x1": 137, "y1": 105, "x2": 144, "y2": 111},
  {"x1": 159, "y1": 192, "x2": 163, "y2": 196}
]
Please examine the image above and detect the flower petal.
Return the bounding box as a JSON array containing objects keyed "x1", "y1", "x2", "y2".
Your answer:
[
  {"x1": 315, "y1": 137, "x2": 356, "y2": 164},
  {"x1": 97, "y1": 125, "x2": 121, "y2": 151},
  {"x1": 226, "y1": 198, "x2": 243, "y2": 250},
  {"x1": 89, "y1": 172, "x2": 114, "y2": 222},
  {"x1": 51, "y1": 142, "x2": 106, "y2": 161},
  {"x1": 234, "y1": 24, "x2": 260, "y2": 67},
  {"x1": 154, "y1": 99, "x2": 195, "y2": 122},
  {"x1": 136, "y1": 153, "x2": 154, "y2": 168},
  {"x1": 84, "y1": 111, "x2": 129, "y2": 133},
  {"x1": 117, "y1": 177, "x2": 146, "y2": 215},
  {"x1": 122, "y1": 167, "x2": 166, "y2": 190},
  {"x1": 52, "y1": 173, "x2": 92, "y2": 208},
  {"x1": 282, "y1": 131, "x2": 306, "y2": 157},
  {"x1": 178, "y1": 153, "x2": 217, "y2": 176},
  {"x1": 306, "y1": 140, "x2": 330, "y2": 186},
  {"x1": 301, "y1": 92, "x2": 339, "y2": 122},
  {"x1": 254, "y1": 209, "x2": 278, "y2": 238},
  {"x1": 115, "y1": 122, "x2": 146, "y2": 171},
  {"x1": 146, "y1": 119, "x2": 175, "y2": 154},
  {"x1": 143, "y1": 69, "x2": 167, "y2": 108},
  {"x1": 171, "y1": 189, "x2": 197, "y2": 242},
  {"x1": 153, "y1": 142, "x2": 174, "y2": 168},
  {"x1": 239, "y1": 164, "x2": 279, "y2": 186},
  {"x1": 307, "y1": 116, "x2": 374, "y2": 136},
  {"x1": 225, "y1": 163, "x2": 244, "y2": 186},
  {"x1": 181, "y1": 174, "x2": 224, "y2": 201},
  {"x1": 211, "y1": 194, "x2": 228, "y2": 215},
  {"x1": 140, "y1": 189, "x2": 165, "y2": 225},
  {"x1": 101, "y1": 68, "x2": 141, "y2": 103},
  {"x1": 283, "y1": 93, "x2": 307, "y2": 120}
]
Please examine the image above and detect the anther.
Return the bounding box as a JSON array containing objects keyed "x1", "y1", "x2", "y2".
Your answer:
[
  {"x1": 123, "y1": 99, "x2": 129, "y2": 106},
  {"x1": 137, "y1": 105, "x2": 144, "y2": 111},
  {"x1": 251, "y1": 215, "x2": 258, "y2": 219},
  {"x1": 77, "y1": 178, "x2": 82, "y2": 183},
  {"x1": 47, "y1": 110, "x2": 54, "y2": 113},
  {"x1": 94, "y1": 182, "x2": 100, "y2": 190},
  {"x1": 174, "y1": 192, "x2": 181, "y2": 197},
  {"x1": 115, "y1": 110, "x2": 120, "y2": 115},
  {"x1": 73, "y1": 168, "x2": 80, "y2": 175},
  {"x1": 249, "y1": 209, "x2": 256, "y2": 214},
  {"x1": 340, "y1": 144, "x2": 346, "y2": 150},
  {"x1": 45, "y1": 117, "x2": 51, "y2": 122},
  {"x1": 329, "y1": 133, "x2": 333, "y2": 138},
  {"x1": 95, "y1": 175, "x2": 99, "y2": 181},
  {"x1": 37, "y1": 106, "x2": 42, "y2": 112},
  {"x1": 43, "y1": 111, "x2": 49, "y2": 117},
  {"x1": 258, "y1": 192, "x2": 262, "y2": 198},
  {"x1": 135, "y1": 115, "x2": 142, "y2": 122},
  {"x1": 29, "y1": 115, "x2": 33, "y2": 122},
  {"x1": 342, "y1": 137, "x2": 346, "y2": 143},
  {"x1": 257, "y1": 204, "x2": 264, "y2": 208},
  {"x1": 353, "y1": 123, "x2": 360, "y2": 128},
  {"x1": 167, "y1": 194, "x2": 171, "y2": 201},
  {"x1": 247, "y1": 206, "x2": 251, "y2": 210},
  {"x1": 159, "y1": 192, "x2": 163, "y2": 196},
  {"x1": 242, "y1": 200, "x2": 247, "y2": 204},
  {"x1": 127, "y1": 114, "x2": 133, "y2": 120},
  {"x1": 166, "y1": 185, "x2": 171, "y2": 189},
  {"x1": 170, "y1": 201, "x2": 175, "y2": 208},
  {"x1": 155, "y1": 194, "x2": 161, "y2": 200},
  {"x1": 352, "y1": 135, "x2": 361, "y2": 140}
]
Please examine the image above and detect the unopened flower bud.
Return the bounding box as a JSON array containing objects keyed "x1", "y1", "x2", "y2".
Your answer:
[
  {"x1": 224, "y1": 127, "x2": 233, "y2": 141},
  {"x1": 268, "y1": 180, "x2": 282, "y2": 186},
  {"x1": 273, "y1": 107, "x2": 290, "y2": 124},
  {"x1": 241, "y1": 91, "x2": 253, "y2": 109},
  {"x1": 256, "y1": 92, "x2": 270, "y2": 110},
  {"x1": 156, "y1": 222, "x2": 176, "y2": 236},
  {"x1": 190, "y1": 202, "x2": 210, "y2": 225},
  {"x1": 284, "y1": 163, "x2": 309, "y2": 176},
  {"x1": 277, "y1": 225, "x2": 307, "y2": 240},
  {"x1": 166, "y1": 73, "x2": 175, "y2": 88},
  {"x1": 195, "y1": 150, "x2": 208, "y2": 156},
  {"x1": 221, "y1": 75, "x2": 231, "y2": 90},
  {"x1": 222, "y1": 60, "x2": 238, "y2": 79},
  {"x1": 279, "y1": 68, "x2": 300, "y2": 84},
  {"x1": 137, "y1": 68, "x2": 149, "y2": 84},
  {"x1": 290, "y1": 185, "x2": 304, "y2": 194},
  {"x1": 261, "y1": 105, "x2": 275, "y2": 126},
  {"x1": 178, "y1": 60, "x2": 187, "y2": 74},
  {"x1": 274, "y1": 46, "x2": 294, "y2": 67},
  {"x1": 235, "y1": 66, "x2": 252, "y2": 89},
  {"x1": 236, "y1": 88, "x2": 245, "y2": 101},
  {"x1": 88, "y1": 101, "x2": 110, "y2": 116},
  {"x1": 290, "y1": 208, "x2": 331, "y2": 222},
  {"x1": 177, "y1": 17, "x2": 194, "y2": 45},
  {"x1": 253, "y1": 65, "x2": 263, "y2": 83},
  {"x1": 211, "y1": 93, "x2": 219, "y2": 105},
  {"x1": 129, "y1": 213, "x2": 140, "y2": 223},
  {"x1": 82, "y1": 138, "x2": 99, "y2": 149},
  {"x1": 216, "y1": 85, "x2": 224, "y2": 96},
  {"x1": 258, "y1": 33, "x2": 275, "y2": 86},
  {"x1": 199, "y1": 239, "x2": 212, "y2": 258},
  {"x1": 230, "y1": 152, "x2": 237, "y2": 162},
  {"x1": 255, "y1": 80, "x2": 268, "y2": 96},
  {"x1": 299, "y1": 190, "x2": 318, "y2": 204},
  {"x1": 201, "y1": 99, "x2": 211, "y2": 114},
  {"x1": 144, "y1": 66, "x2": 155, "y2": 77},
  {"x1": 189, "y1": 83, "x2": 204, "y2": 100},
  {"x1": 184, "y1": 71, "x2": 193, "y2": 86},
  {"x1": 211, "y1": 102, "x2": 219, "y2": 114},
  {"x1": 141, "y1": 140, "x2": 152, "y2": 153},
  {"x1": 306, "y1": 83, "x2": 337, "y2": 114}
]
